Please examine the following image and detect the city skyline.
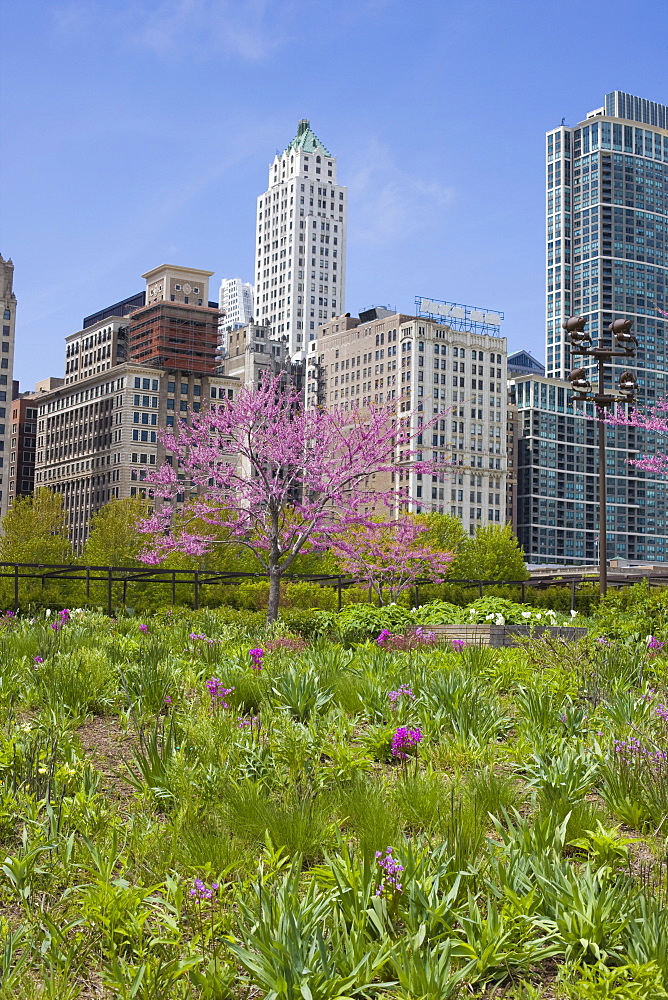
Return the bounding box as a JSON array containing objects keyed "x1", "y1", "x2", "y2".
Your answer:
[{"x1": 2, "y1": 0, "x2": 665, "y2": 389}]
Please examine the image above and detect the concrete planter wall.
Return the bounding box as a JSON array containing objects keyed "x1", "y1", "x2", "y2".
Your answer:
[{"x1": 423, "y1": 624, "x2": 588, "y2": 648}]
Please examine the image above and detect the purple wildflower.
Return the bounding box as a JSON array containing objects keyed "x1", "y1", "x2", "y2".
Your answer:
[
  {"x1": 375, "y1": 847, "x2": 404, "y2": 897},
  {"x1": 388, "y1": 685, "x2": 415, "y2": 709},
  {"x1": 451, "y1": 639, "x2": 466, "y2": 651},
  {"x1": 655, "y1": 704, "x2": 668, "y2": 722},
  {"x1": 189, "y1": 877, "x2": 219, "y2": 901},
  {"x1": 391, "y1": 726, "x2": 423, "y2": 759},
  {"x1": 249, "y1": 647, "x2": 264, "y2": 671},
  {"x1": 376, "y1": 629, "x2": 392, "y2": 646},
  {"x1": 648, "y1": 636, "x2": 665, "y2": 651},
  {"x1": 33, "y1": 656, "x2": 43, "y2": 664},
  {"x1": 205, "y1": 678, "x2": 234, "y2": 708},
  {"x1": 139, "y1": 624, "x2": 149, "y2": 633}
]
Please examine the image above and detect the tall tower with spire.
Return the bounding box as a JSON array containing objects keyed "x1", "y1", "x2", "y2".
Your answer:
[
  {"x1": 254, "y1": 120, "x2": 347, "y2": 356},
  {"x1": 0, "y1": 255, "x2": 17, "y2": 518}
]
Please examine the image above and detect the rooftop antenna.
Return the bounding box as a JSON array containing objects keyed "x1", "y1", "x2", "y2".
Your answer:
[{"x1": 561, "y1": 117, "x2": 565, "y2": 125}]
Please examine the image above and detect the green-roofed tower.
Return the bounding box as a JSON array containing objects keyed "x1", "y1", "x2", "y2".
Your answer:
[{"x1": 254, "y1": 120, "x2": 347, "y2": 357}]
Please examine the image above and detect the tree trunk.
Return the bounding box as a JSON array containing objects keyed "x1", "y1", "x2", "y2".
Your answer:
[{"x1": 267, "y1": 569, "x2": 281, "y2": 624}]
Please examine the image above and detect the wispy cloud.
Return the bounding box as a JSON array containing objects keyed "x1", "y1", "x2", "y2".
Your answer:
[
  {"x1": 347, "y1": 139, "x2": 454, "y2": 245},
  {"x1": 51, "y1": 0, "x2": 396, "y2": 61},
  {"x1": 51, "y1": 0, "x2": 295, "y2": 61}
]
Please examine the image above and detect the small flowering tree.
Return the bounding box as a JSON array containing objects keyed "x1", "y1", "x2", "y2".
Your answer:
[
  {"x1": 334, "y1": 518, "x2": 453, "y2": 605},
  {"x1": 139, "y1": 375, "x2": 446, "y2": 622},
  {"x1": 607, "y1": 397, "x2": 668, "y2": 475}
]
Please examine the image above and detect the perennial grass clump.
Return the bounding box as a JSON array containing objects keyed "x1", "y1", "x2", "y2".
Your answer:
[{"x1": 0, "y1": 606, "x2": 666, "y2": 997}]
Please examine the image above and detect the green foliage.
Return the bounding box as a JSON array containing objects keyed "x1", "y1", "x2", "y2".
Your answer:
[
  {"x1": 448, "y1": 524, "x2": 529, "y2": 582},
  {"x1": 558, "y1": 961, "x2": 668, "y2": 999},
  {"x1": 0, "y1": 488, "x2": 73, "y2": 566},
  {"x1": 81, "y1": 497, "x2": 149, "y2": 568},
  {"x1": 593, "y1": 579, "x2": 668, "y2": 640},
  {"x1": 0, "y1": 606, "x2": 664, "y2": 996}
]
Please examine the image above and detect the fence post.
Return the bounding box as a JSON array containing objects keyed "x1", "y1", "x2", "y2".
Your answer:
[
  {"x1": 570, "y1": 579, "x2": 576, "y2": 613},
  {"x1": 478, "y1": 581, "x2": 483, "y2": 598},
  {"x1": 107, "y1": 569, "x2": 113, "y2": 616},
  {"x1": 86, "y1": 567, "x2": 90, "y2": 600},
  {"x1": 171, "y1": 572, "x2": 176, "y2": 606},
  {"x1": 194, "y1": 571, "x2": 199, "y2": 610},
  {"x1": 13, "y1": 564, "x2": 18, "y2": 609}
]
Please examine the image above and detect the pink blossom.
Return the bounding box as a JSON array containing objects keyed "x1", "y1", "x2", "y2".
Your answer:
[
  {"x1": 607, "y1": 398, "x2": 668, "y2": 474},
  {"x1": 334, "y1": 519, "x2": 453, "y2": 604},
  {"x1": 136, "y1": 374, "x2": 450, "y2": 622}
]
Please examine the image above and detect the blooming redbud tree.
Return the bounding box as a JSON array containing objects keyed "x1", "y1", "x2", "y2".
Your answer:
[
  {"x1": 138, "y1": 375, "x2": 446, "y2": 622},
  {"x1": 334, "y1": 518, "x2": 453, "y2": 605},
  {"x1": 607, "y1": 398, "x2": 668, "y2": 475}
]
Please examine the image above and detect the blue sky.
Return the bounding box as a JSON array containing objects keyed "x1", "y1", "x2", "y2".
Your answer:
[{"x1": 2, "y1": 0, "x2": 665, "y2": 388}]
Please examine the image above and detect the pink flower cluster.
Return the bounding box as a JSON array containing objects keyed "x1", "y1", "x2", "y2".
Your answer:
[
  {"x1": 238, "y1": 716, "x2": 260, "y2": 729},
  {"x1": 655, "y1": 704, "x2": 668, "y2": 722},
  {"x1": 614, "y1": 736, "x2": 667, "y2": 766},
  {"x1": 376, "y1": 629, "x2": 438, "y2": 652},
  {"x1": 391, "y1": 726, "x2": 423, "y2": 759},
  {"x1": 50, "y1": 609, "x2": 70, "y2": 632},
  {"x1": 205, "y1": 678, "x2": 234, "y2": 708},
  {"x1": 375, "y1": 846, "x2": 404, "y2": 897},
  {"x1": 189, "y1": 877, "x2": 219, "y2": 900},
  {"x1": 264, "y1": 636, "x2": 308, "y2": 654},
  {"x1": 647, "y1": 636, "x2": 665, "y2": 651},
  {"x1": 451, "y1": 638, "x2": 466, "y2": 651},
  {"x1": 388, "y1": 685, "x2": 415, "y2": 709},
  {"x1": 190, "y1": 632, "x2": 221, "y2": 645}
]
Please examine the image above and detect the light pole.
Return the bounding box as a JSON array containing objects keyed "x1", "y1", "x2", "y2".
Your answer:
[{"x1": 564, "y1": 316, "x2": 638, "y2": 598}]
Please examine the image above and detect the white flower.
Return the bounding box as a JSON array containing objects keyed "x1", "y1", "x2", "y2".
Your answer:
[
  {"x1": 45, "y1": 609, "x2": 51, "y2": 617},
  {"x1": 486, "y1": 614, "x2": 495, "y2": 621},
  {"x1": 521, "y1": 611, "x2": 532, "y2": 619},
  {"x1": 495, "y1": 615, "x2": 505, "y2": 625},
  {"x1": 535, "y1": 613, "x2": 542, "y2": 620},
  {"x1": 570, "y1": 610, "x2": 578, "y2": 618}
]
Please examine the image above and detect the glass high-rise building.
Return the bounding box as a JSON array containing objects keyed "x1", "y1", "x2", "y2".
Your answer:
[{"x1": 527, "y1": 93, "x2": 668, "y2": 564}]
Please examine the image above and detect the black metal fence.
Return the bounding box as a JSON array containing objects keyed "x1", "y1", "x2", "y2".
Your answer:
[{"x1": 0, "y1": 562, "x2": 663, "y2": 615}]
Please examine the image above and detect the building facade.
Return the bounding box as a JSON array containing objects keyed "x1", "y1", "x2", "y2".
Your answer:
[
  {"x1": 510, "y1": 375, "x2": 598, "y2": 564},
  {"x1": 65, "y1": 316, "x2": 129, "y2": 385},
  {"x1": 33, "y1": 264, "x2": 240, "y2": 547},
  {"x1": 546, "y1": 91, "x2": 668, "y2": 382},
  {"x1": 0, "y1": 256, "x2": 17, "y2": 519},
  {"x1": 128, "y1": 266, "x2": 220, "y2": 374},
  {"x1": 8, "y1": 389, "x2": 38, "y2": 504},
  {"x1": 541, "y1": 91, "x2": 668, "y2": 563},
  {"x1": 217, "y1": 321, "x2": 290, "y2": 384},
  {"x1": 254, "y1": 120, "x2": 347, "y2": 356},
  {"x1": 310, "y1": 309, "x2": 507, "y2": 532},
  {"x1": 219, "y1": 278, "x2": 254, "y2": 330},
  {"x1": 34, "y1": 365, "x2": 238, "y2": 548}
]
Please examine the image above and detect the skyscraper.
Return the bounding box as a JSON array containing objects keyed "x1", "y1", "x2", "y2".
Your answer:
[
  {"x1": 219, "y1": 278, "x2": 254, "y2": 330},
  {"x1": 0, "y1": 256, "x2": 17, "y2": 518},
  {"x1": 255, "y1": 120, "x2": 347, "y2": 356},
  {"x1": 538, "y1": 92, "x2": 668, "y2": 563},
  {"x1": 546, "y1": 91, "x2": 667, "y2": 380}
]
